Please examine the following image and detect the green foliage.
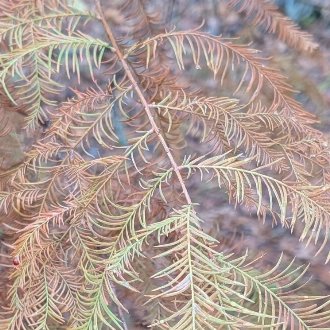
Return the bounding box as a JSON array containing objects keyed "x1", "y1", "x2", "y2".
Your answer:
[{"x1": 0, "y1": 0, "x2": 329, "y2": 329}]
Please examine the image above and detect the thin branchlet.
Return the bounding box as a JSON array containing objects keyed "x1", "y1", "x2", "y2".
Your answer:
[{"x1": 0, "y1": 0, "x2": 329, "y2": 329}]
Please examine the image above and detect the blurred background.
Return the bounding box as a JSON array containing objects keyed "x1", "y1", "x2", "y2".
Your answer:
[{"x1": 0, "y1": 0, "x2": 329, "y2": 328}]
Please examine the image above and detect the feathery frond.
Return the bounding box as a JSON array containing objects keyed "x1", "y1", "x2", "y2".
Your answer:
[
  {"x1": 226, "y1": 0, "x2": 318, "y2": 52},
  {"x1": 0, "y1": 0, "x2": 329, "y2": 329},
  {"x1": 183, "y1": 154, "x2": 330, "y2": 253},
  {"x1": 128, "y1": 29, "x2": 317, "y2": 124},
  {"x1": 0, "y1": 7, "x2": 111, "y2": 129}
]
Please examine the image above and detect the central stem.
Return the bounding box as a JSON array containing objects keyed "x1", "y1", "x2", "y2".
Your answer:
[{"x1": 94, "y1": 0, "x2": 192, "y2": 205}]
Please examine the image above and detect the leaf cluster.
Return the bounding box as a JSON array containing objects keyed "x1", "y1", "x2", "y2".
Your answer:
[{"x1": 0, "y1": 0, "x2": 329, "y2": 329}]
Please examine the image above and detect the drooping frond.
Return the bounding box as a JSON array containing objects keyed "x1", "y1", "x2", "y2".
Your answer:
[
  {"x1": 143, "y1": 205, "x2": 330, "y2": 329},
  {"x1": 226, "y1": 0, "x2": 318, "y2": 52},
  {"x1": 0, "y1": 0, "x2": 329, "y2": 329},
  {"x1": 2, "y1": 128, "x2": 157, "y2": 328},
  {"x1": 128, "y1": 29, "x2": 317, "y2": 124},
  {"x1": 0, "y1": 8, "x2": 112, "y2": 129},
  {"x1": 149, "y1": 91, "x2": 330, "y2": 183},
  {"x1": 182, "y1": 154, "x2": 330, "y2": 256},
  {"x1": 0, "y1": 9, "x2": 97, "y2": 46}
]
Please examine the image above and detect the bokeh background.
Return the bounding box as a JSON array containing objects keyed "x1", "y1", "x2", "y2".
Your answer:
[{"x1": 0, "y1": 0, "x2": 329, "y2": 328}]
